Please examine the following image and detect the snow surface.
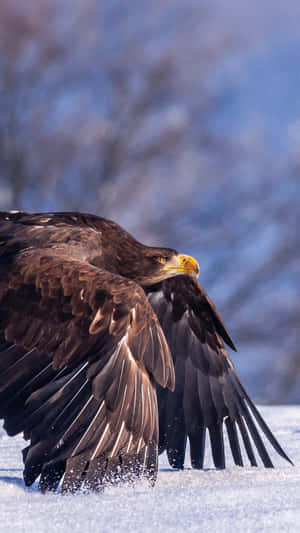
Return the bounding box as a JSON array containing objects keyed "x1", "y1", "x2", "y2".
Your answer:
[{"x1": 0, "y1": 406, "x2": 299, "y2": 533}]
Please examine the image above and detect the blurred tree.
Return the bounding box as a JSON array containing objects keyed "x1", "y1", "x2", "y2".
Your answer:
[
  {"x1": 0, "y1": 0, "x2": 235, "y2": 229},
  {"x1": 0, "y1": 0, "x2": 104, "y2": 209}
]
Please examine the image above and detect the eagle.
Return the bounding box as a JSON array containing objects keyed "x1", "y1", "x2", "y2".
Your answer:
[{"x1": 0, "y1": 211, "x2": 292, "y2": 493}]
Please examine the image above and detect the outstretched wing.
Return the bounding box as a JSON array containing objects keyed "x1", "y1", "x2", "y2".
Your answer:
[
  {"x1": 0, "y1": 250, "x2": 174, "y2": 492},
  {"x1": 147, "y1": 276, "x2": 292, "y2": 469}
]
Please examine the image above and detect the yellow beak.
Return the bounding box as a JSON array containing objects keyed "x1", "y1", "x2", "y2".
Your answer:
[{"x1": 163, "y1": 254, "x2": 200, "y2": 277}]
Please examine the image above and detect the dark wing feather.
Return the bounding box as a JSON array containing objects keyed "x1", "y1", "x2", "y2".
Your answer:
[
  {"x1": 0, "y1": 249, "x2": 174, "y2": 492},
  {"x1": 147, "y1": 276, "x2": 292, "y2": 469}
]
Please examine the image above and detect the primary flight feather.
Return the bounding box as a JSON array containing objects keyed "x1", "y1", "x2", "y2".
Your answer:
[{"x1": 0, "y1": 211, "x2": 292, "y2": 493}]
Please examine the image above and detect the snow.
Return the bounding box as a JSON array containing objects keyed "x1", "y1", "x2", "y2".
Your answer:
[{"x1": 0, "y1": 406, "x2": 299, "y2": 533}]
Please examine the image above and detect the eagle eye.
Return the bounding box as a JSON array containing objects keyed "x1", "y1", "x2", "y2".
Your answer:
[{"x1": 156, "y1": 256, "x2": 169, "y2": 264}]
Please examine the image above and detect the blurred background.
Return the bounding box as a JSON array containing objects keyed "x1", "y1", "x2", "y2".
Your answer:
[{"x1": 1, "y1": 0, "x2": 299, "y2": 402}]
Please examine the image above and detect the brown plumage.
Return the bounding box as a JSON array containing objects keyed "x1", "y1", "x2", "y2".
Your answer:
[{"x1": 0, "y1": 211, "x2": 292, "y2": 493}]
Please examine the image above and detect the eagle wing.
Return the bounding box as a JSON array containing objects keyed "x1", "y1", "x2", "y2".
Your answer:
[
  {"x1": 147, "y1": 276, "x2": 292, "y2": 469},
  {"x1": 0, "y1": 249, "x2": 174, "y2": 492}
]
